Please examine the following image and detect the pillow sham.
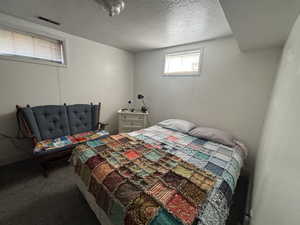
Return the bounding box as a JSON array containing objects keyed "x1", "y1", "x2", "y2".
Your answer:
[
  {"x1": 189, "y1": 127, "x2": 235, "y2": 147},
  {"x1": 158, "y1": 119, "x2": 196, "y2": 133}
]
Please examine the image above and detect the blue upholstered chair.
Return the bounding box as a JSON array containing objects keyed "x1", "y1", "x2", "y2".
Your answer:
[{"x1": 16, "y1": 103, "x2": 108, "y2": 176}]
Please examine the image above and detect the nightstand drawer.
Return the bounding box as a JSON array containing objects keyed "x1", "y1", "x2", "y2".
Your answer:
[
  {"x1": 119, "y1": 119, "x2": 144, "y2": 127},
  {"x1": 119, "y1": 114, "x2": 145, "y2": 121},
  {"x1": 119, "y1": 127, "x2": 139, "y2": 133}
]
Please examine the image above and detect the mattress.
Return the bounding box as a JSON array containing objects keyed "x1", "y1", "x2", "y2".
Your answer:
[{"x1": 72, "y1": 125, "x2": 246, "y2": 225}]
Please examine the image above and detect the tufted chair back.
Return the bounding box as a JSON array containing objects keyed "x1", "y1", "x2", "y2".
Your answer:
[
  {"x1": 33, "y1": 105, "x2": 70, "y2": 140},
  {"x1": 20, "y1": 103, "x2": 101, "y2": 141},
  {"x1": 67, "y1": 104, "x2": 96, "y2": 135}
]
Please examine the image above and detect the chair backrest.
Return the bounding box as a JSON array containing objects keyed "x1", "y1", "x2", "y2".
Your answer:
[
  {"x1": 67, "y1": 104, "x2": 99, "y2": 135},
  {"x1": 18, "y1": 103, "x2": 101, "y2": 141}
]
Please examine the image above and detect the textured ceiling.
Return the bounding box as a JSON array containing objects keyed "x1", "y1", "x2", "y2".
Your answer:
[
  {"x1": 220, "y1": 0, "x2": 300, "y2": 50},
  {"x1": 0, "y1": 0, "x2": 232, "y2": 52}
]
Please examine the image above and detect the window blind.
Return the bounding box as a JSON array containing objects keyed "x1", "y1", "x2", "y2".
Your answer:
[
  {"x1": 0, "y1": 28, "x2": 64, "y2": 64},
  {"x1": 164, "y1": 50, "x2": 201, "y2": 76}
]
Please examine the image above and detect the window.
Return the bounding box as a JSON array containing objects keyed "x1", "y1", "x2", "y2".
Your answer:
[
  {"x1": 0, "y1": 27, "x2": 65, "y2": 65},
  {"x1": 164, "y1": 50, "x2": 202, "y2": 76}
]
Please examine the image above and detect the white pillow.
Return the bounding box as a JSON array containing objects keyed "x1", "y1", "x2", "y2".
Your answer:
[
  {"x1": 189, "y1": 127, "x2": 235, "y2": 147},
  {"x1": 158, "y1": 119, "x2": 196, "y2": 133}
]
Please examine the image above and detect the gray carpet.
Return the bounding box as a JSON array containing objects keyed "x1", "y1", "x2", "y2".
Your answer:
[
  {"x1": 0, "y1": 160, "x2": 248, "y2": 225},
  {"x1": 0, "y1": 160, "x2": 99, "y2": 225}
]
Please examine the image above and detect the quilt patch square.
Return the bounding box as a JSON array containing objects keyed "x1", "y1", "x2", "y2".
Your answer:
[
  {"x1": 194, "y1": 151, "x2": 210, "y2": 161},
  {"x1": 100, "y1": 137, "x2": 114, "y2": 144},
  {"x1": 190, "y1": 172, "x2": 215, "y2": 192},
  {"x1": 166, "y1": 193, "x2": 197, "y2": 225},
  {"x1": 144, "y1": 150, "x2": 163, "y2": 162},
  {"x1": 88, "y1": 175, "x2": 101, "y2": 198},
  {"x1": 233, "y1": 152, "x2": 243, "y2": 165},
  {"x1": 187, "y1": 143, "x2": 203, "y2": 151},
  {"x1": 187, "y1": 157, "x2": 207, "y2": 169},
  {"x1": 210, "y1": 189, "x2": 229, "y2": 219},
  {"x1": 179, "y1": 180, "x2": 207, "y2": 206},
  {"x1": 94, "y1": 144, "x2": 108, "y2": 152},
  {"x1": 181, "y1": 147, "x2": 197, "y2": 156},
  {"x1": 106, "y1": 156, "x2": 121, "y2": 168},
  {"x1": 205, "y1": 162, "x2": 224, "y2": 176},
  {"x1": 74, "y1": 144, "x2": 89, "y2": 152},
  {"x1": 222, "y1": 170, "x2": 235, "y2": 192},
  {"x1": 167, "y1": 136, "x2": 178, "y2": 142},
  {"x1": 103, "y1": 171, "x2": 124, "y2": 192},
  {"x1": 96, "y1": 184, "x2": 113, "y2": 213},
  {"x1": 143, "y1": 175, "x2": 159, "y2": 184},
  {"x1": 149, "y1": 208, "x2": 183, "y2": 225},
  {"x1": 203, "y1": 142, "x2": 219, "y2": 151},
  {"x1": 132, "y1": 175, "x2": 147, "y2": 186},
  {"x1": 210, "y1": 157, "x2": 227, "y2": 168},
  {"x1": 217, "y1": 146, "x2": 233, "y2": 156},
  {"x1": 219, "y1": 180, "x2": 233, "y2": 206},
  {"x1": 115, "y1": 182, "x2": 141, "y2": 206},
  {"x1": 163, "y1": 171, "x2": 186, "y2": 188},
  {"x1": 109, "y1": 199, "x2": 125, "y2": 225},
  {"x1": 155, "y1": 164, "x2": 169, "y2": 175},
  {"x1": 87, "y1": 139, "x2": 105, "y2": 148},
  {"x1": 200, "y1": 202, "x2": 221, "y2": 225},
  {"x1": 226, "y1": 162, "x2": 239, "y2": 179},
  {"x1": 137, "y1": 169, "x2": 150, "y2": 178},
  {"x1": 174, "y1": 151, "x2": 192, "y2": 161},
  {"x1": 126, "y1": 193, "x2": 160, "y2": 225},
  {"x1": 146, "y1": 181, "x2": 176, "y2": 205},
  {"x1": 93, "y1": 162, "x2": 114, "y2": 182},
  {"x1": 86, "y1": 155, "x2": 105, "y2": 170},
  {"x1": 118, "y1": 137, "x2": 131, "y2": 144},
  {"x1": 123, "y1": 149, "x2": 141, "y2": 160},
  {"x1": 79, "y1": 149, "x2": 97, "y2": 163},
  {"x1": 214, "y1": 152, "x2": 231, "y2": 162},
  {"x1": 111, "y1": 134, "x2": 125, "y2": 141},
  {"x1": 173, "y1": 165, "x2": 193, "y2": 179},
  {"x1": 80, "y1": 166, "x2": 91, "y2": 186},
  {"x1": 127, "y1": 163, "x2": 143, "y2": 173},
  {"x1": 119, "y1": 166, "x2": 134, "y2": 178}
]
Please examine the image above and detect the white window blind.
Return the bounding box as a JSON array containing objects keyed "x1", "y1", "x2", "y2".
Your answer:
[
  {"x1": 164, "y1": 50, "x2": 202, "y2": 76},
  {"x1": 0, "y1": 28, "x2": 64, "y2": 64}
]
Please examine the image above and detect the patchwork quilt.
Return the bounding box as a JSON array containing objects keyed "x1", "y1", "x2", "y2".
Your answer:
[
  {"x1": 34, "y1": 130, "x2": 110, "y2": 155},
  {"x1": 72, "y1": 125, "x2": 246, "y2": 225}
]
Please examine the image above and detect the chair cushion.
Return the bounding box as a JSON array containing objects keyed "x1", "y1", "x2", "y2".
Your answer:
[
  {"x1": 33, "y1": 130, "x2": 109, "y2": 156},
  {"x1": 67, "y1": 104, "x2": 93, "y2": 135},
  {"x1": 22, "y1": 107, "x2": 42, "y2": 141},
  {"x1": 32, "y1": 105, "x2": 71, "y2": 140}
]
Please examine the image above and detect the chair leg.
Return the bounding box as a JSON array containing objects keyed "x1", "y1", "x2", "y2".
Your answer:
[{"x1": 40, "y1": 162, "x2": 49, "y2": 178}]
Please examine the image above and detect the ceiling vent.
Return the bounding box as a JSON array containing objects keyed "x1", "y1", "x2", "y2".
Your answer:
[{"x1": 37, "y1": 16, "x2": 61, "y2": 26}]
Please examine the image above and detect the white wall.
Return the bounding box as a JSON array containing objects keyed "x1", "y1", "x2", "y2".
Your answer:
[
  {"x1": 251, "y1": 15, "x2": 300, "y2": 225},
  {"x1": 0, "y1": 13, "x2": 134, "y2": 166},
  {"x1": 134, "y1": 37, "x2": 282, "y2": 167}
]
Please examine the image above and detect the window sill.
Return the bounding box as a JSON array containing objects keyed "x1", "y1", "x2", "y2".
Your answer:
[
  {"x1": 0, "y1": 55, "x2": 67, "y2": 68},
  {"x1": 162, "y1": 72, "x2": 200, "y2": 77}
]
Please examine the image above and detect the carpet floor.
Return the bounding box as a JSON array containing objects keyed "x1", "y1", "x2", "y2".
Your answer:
[
  {"x1": 0, "y1": 159, "x2": 248, "y2": 225},
  {"x1": 0, "y1": 160, "x2": 99, "y2": 225}
]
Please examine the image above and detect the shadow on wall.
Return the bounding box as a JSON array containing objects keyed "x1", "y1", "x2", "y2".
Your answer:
[
  {"x1": 0, "y1": 111, "x2": 32, "y2": 166},
  {"x1": 106, "y1": 112, "x2": 118, "y2": 134}
]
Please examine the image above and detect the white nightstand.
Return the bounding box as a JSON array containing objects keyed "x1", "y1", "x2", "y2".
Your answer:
[{"x1": 118, "y1": 109, "x2": 149, "y2": 133}]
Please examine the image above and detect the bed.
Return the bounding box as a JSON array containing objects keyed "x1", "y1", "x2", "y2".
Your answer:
[{"x1": 71, "y1": 123, "x2": 247, "y2": 225}]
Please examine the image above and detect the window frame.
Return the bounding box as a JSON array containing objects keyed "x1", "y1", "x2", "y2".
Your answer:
[
  {"x1": 162, "y1": 48, "x2": 203, "y2": 77},
  {"x1": 0, "y1": 24, "x2": 67, "y2": 67}
]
